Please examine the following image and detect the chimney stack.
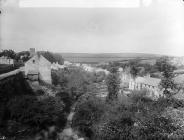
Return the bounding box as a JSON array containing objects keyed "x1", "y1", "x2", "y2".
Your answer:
[{"x1": 30, "y1": 48, "x2": 35, "y2": 57}]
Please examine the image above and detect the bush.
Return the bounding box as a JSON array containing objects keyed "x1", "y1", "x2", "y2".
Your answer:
[
  {"x1": 129, "y1": 92, "x2": 178, "y2": 139},
  {"x1": 56, "y1": 91, "x2": 73, "y2": 113},
  {"x1": 94, "y1": 110, "x2": 135, "y2": 140},
  {"x1": 52, "y1": 67, "x2": 95, "y2": 101},
  {"x1": 0, "y1": 73, "x2": 33, "y2": 127},
  {"x1": 7, "y1": 95, "x2": 66, "y2": 129},
  {"x1": 72, "y1": 95, "x2": 106, "y2": 138},
  {"x1": 73, "y1": 90, "x2": 181, "y2": 140}
]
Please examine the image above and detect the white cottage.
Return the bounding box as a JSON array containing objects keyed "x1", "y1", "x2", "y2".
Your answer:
[
  {"x1": 25, "y1": 54, "x2": 52, "y2": 84},
  {"x1": 129, "y1": 76, "x2": 162, "y2": 97}
]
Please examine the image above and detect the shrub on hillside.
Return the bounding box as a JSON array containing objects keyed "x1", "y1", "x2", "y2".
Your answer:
[
  {"x1": 94, "y1": 109, "x2": 135, "y2": 140},
  {"x1": 72, "y1": 95, "x2": 106, "y2": 138},
  {"x1": 7, "y1": 95, "x2": 66, "y2": 129},
  {"x1": 73, "y1": 90, "x2": 181, "y2": 140},
  {"x1": 56, "y1": 91, "x2": 73, "y2": 113},
  {"x1": 38, "y1": 51, "x2": 64, "y2": 65},
  {"x1": 0, "y1": 73, "x2": 33, "y2": 127},
  {"x1": 129, "y1": 91, "x2": 178, "y2": 139},
  {"x1": 52, "y1": 67, "x2": 95, "y2": 101}
]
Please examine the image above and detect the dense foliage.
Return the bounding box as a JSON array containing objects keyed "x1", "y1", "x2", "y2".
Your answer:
[
  {"x1": 73, "y1": 89, "x2": 184, "y2": 140},
  {"x1": 38, "y1": 51, "x2": 64, "y2": 65},
  {"x1": 52, "y1": 67, "x2": 97, "y2": 101},
  {"x1": 98, "y1": 59, "x2": 159, "y2": 78},
  {"x1": 158, "y1": 57, "x2": 176, "y2": 97},
  {"x1": 7, "y1": 95, "x2": 66, "y2": 129},
  {"x1": 15, "y1": 51, "x2": 30, "y2": 62},
  {"x1": 72, "y1": 95, "x2": 106, "y2": 138},
  {"x1": 0, "y1": 50, "x2": 16, "y2": 59},
  {"x1": 0, "y1": 73, "x2": 69, "y2": 138},
  {"x1": 106, "y1": 67, "x2": 120, "y2": 101}
]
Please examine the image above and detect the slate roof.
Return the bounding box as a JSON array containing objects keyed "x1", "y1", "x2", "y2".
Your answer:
[{"x1": 135, "y1": 76, "x2": 161, "y2": 87}]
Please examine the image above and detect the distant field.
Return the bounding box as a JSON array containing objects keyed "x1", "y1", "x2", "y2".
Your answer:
[{"x1": 60, "y1": 53, "x2": 162, "y2": 64}]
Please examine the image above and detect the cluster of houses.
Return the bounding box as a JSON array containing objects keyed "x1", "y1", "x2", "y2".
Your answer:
[
  {"x1": 24, "y1": 48, "x2": 109, "y2": 85},
  {"x1": 118, "y1": 68, "x2": 163, "y2": 98},
  {"x1": 0, "y1": 48, "x2": 164, "y2": 98},
  {"x1": 0, "y1": 48, "x2": 61, "y2": 84},
  {"x1": 1, "y1": 48, "x2": 183, "y2": 99},
  {"x1": 23, "y1": 50, "x2": 184, "y2": 99},
  {"x1": 81, "y1": 64, "x2": 109, "y2": 75}
]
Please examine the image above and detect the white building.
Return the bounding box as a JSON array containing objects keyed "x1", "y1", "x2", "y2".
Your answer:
[
  {"x1": 129, "y1": 76, "x2": 162, "y2": 97},
  {"x1": 64, "y1": 61, "x2": 72, "y2": 66},
  {"x1": 51, "y1": 62, "x2": 66, "y2": 70},
  {"x1": 25, "y1": 53, "x2": 52, "y2": 84}
]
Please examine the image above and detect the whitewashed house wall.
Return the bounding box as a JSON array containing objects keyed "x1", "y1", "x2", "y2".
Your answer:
[
  {"x1": 38, "y1": 55, "x2": 52, "y2": 84},
  {"x1": 25, "y1": 55, "x2": 39, "y2": 75},
  {"x1": 25, "y1": 54, "x2": 52, "y2": 84},
  {"x1": 128, "y1": 76, "x2": 162, "y2": 97}
]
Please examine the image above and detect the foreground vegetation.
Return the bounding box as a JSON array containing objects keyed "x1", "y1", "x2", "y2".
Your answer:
[
  {"x1": 0, "y1": 55, "x2": 184, "y2": 140},
  {"x1": 72, "y1": 91, "x2": 184, "y2": 140},
  {"x1": 71, "y1": 59, "x2": 184, "y2": 140},
  {"x1": 0, "y1": 73, "x2": 70, "y2": 139}
]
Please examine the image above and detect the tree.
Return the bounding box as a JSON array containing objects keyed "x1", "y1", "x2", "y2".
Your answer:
[
  {"x1": 67, "y1": 68, "x2": 91, "y2": 101},
  {"x1": 128, "y1": 59, "x2": 140, "y2": 78},
  {"x1": 106, "y1": 67, "x2": 120, "y2": 101},
  {"x1": 7, "y1": 95, "x2": 66, "y2": 129},
  {"x1": 130, "y1": 65, "x2": 139, "y2": 78},
  {"x1": 129, "y1": 92, "x2": 178, "y2": 139},
  {"x1": 51, "y1": 67, "x2": 94, "y2": 101},
  {"x1": 0, "y1": 50, "x2": 16, "y2": 59},
  {"x1": 38, "y1": 51, "x2": 64, "y2": 65},
  {"x1": 94, "y1": 111, "x2": 135, "y2": 140},
  {"x1": 72, "y1": 95, "x2": 106, "y2": 138},
  {"x1": 15, "y1": 51, "x2": 30, "y2": 62},
  {"x1": 159, "y1": 57, "x2": 176, "y2": 97},
  {"x1": 155, "y1": 56, "x2": 176, "y2": 72}
]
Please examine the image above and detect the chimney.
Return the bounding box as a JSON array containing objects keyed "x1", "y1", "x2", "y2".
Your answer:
[{"x1": 30, "y1": 48, "x2": 35, "y2": 57}]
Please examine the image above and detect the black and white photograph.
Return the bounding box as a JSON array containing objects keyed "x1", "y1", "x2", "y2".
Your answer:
[{"x1": 0, "y1": 0, "x2": 184, "y2": 139}]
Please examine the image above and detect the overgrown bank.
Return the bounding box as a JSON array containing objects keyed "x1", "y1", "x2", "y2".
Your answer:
[
  {"x1": 72, "y1": 92, "x2": 184, "y2": 140},
  {"x1": 0, "y1": 73, "x2": 71, "y2": 139}
]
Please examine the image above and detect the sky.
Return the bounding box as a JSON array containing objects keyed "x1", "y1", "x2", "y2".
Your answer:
[{"x1": 0, "y1": 0, "x2": 184, "y2": 56}]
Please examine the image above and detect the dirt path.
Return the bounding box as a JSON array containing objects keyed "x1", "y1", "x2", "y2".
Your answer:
[{"x1": 58, "y1": 103, "x2": 84, "y2": 140}]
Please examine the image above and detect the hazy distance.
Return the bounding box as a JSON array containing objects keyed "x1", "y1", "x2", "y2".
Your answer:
[{"x1": 0, "y1": 0, "x2": 184, "y2": 56}]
